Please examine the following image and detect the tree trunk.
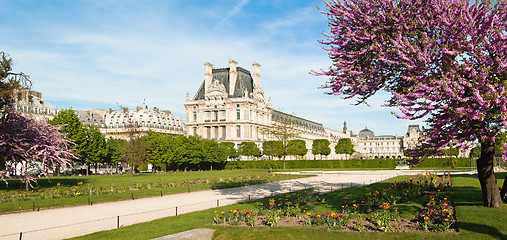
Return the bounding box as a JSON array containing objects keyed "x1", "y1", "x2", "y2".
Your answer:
[
  {"x1": 283, "y1": 155, "x2": 286, "y2": 170},
  {"x1": 477, "y1": 141, "x2": 503, "y2": 207},
  {"x1": 501, "y1": 174, "x2": 507, "y2": 203}
]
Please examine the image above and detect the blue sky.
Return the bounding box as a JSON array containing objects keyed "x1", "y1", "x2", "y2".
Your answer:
[{"x1": 0, "y1": 0, "x2": 424, "y2": 136}]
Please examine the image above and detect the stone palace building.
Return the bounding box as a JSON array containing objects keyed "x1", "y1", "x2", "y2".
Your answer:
[{"x1": 183, "y1": 60, "x2": 429, "y2": 160}]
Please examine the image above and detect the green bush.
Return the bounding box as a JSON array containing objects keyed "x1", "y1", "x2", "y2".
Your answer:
[
  {"x1": 225, "y1": 159, "x2": 397, "y2": 169},
  {"x1": 410, "y1": 157, "x2": 474, "y2": 169},
  {"x1": 224, "y1": 158, "x2": 475, "y2": 170}
]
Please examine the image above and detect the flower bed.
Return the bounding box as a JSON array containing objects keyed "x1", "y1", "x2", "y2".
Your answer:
[{"x1": 211, "y1": 173, "x2": 457, "y2": 232}]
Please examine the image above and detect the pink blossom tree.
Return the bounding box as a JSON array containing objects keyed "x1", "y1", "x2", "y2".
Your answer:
[
  {"x1": 317, "y1": 0, "x2": 507, "y2": 207},
  {"x1": 0, "y1": 111, "x2": 75, "y2": 189}
]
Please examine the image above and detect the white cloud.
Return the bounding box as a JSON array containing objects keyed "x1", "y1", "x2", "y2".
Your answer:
[{"x1": 214, "y1": 0, "x2": 250, "y2": 30}]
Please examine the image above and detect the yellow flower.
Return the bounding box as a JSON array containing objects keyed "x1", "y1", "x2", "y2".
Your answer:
[
  {"x1": 444, "y1": 218, "x2": 449, "y2": 222},
  {"x1": 317, "y1": 215, "x2": 321, "y2": 218},
  {"x1": 424, "y1": 216, "x2": 429, "y2": 221},
  {"x1": 221, "y1": 211, "x2": 225, "y2": 215}
]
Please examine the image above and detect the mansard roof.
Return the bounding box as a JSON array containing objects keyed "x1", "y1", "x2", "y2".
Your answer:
[
  {"x1": 272, "y1": 110, "x2": 326, "y2": 133},
  {"x1": 193, "y1": 67, "x2": 254, "y2": 100},
  {"x1": 358, "y1": 128, "x2": 375, "y2": 138}
]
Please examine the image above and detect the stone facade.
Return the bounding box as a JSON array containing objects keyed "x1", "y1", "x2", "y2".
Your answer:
[
  {"x1": 77, "y1": 107, "x2": 185, "y2": 139},
  {"x1": 13, "y1": 87, "x2": 59, "y2": 121},
  {"x1": 184, "y1": 60, "x2": 273, "y2": 144},
  {"x1": 185, "y1": 60, "x2": 353, "y2": 159}
]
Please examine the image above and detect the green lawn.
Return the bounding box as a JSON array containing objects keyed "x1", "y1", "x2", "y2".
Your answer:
[
  {"x1": 0, "y1": 170, "x2": 309, "y2": 213},
  {"x1": 71, "y1": 172, "x2": 506, "y2": 240}
]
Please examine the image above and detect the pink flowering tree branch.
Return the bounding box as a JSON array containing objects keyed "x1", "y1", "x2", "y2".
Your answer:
[
  {"x1": 317, "y1": 0, "x2": 507, "y2": 207},
  {"x1": 0, "y1": 111, "x2": 76, "y2": 188}
]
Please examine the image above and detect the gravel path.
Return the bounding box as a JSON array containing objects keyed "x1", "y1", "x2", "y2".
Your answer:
[{"x1": 0, "y1": 170, "x2": 472, "y2": 240}]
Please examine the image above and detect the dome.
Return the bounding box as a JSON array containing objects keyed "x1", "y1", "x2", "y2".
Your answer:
[{"x1": 358, "y1": 128, "x2": 375, "y2": 139}]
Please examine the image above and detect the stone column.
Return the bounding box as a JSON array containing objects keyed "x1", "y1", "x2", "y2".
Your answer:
[
  {"x1": 229, "y1": 59, "x2": 237, "y2": 96},
  {"x1": 252, "y1": 62, "x2": 260, "y2": 89},
  {"x1": 204, "y1": 62, "x2": 213, "y2": 92}
]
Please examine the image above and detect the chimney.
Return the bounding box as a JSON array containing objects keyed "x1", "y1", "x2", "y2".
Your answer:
[
  {"x1": 153, "y1": 107, "x2": 159, "y2": 113},
  {"x1": 252, "y1": 62, "x2": 261, "y2": 89},
  {"x1": 123, "y1": 107, "x2": 128, "y2": 113},
  {"x1": 229, "y1": 59, "x2": 237, "y2": 96},
  {"x1": 109, "y1": 108, "x2": 112, "y2": 114},
  {"x1": 204, "y1": 62, "x2": 213, "y2": 91},
  {"x1": 136, "y1": 106, "x2": 142, "y2": 112}
]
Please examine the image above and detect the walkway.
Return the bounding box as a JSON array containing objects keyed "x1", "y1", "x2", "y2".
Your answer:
[{"x1": 0, "y1": 170, "x2": 472, "y2": 240}]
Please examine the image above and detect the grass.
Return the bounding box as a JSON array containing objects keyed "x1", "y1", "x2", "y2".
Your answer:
[
  {"x1": 70, "y1": 172, "x2": 507, "y2": 240},
  {"x1": 0, "y1": 170, "x2": 309, "y2": 214},
  {"x1": 451, "y1": 172, "x2": 507, "y2": 240}
]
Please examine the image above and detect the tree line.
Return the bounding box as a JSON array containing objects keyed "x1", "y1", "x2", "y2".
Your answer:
[{"x1": 46, "y1": 109, "x2": 358, "y2": 172}]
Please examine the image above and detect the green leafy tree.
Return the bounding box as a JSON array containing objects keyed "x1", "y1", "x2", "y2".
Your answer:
[
  {"x1": 238, "y1": 142, "x2": 261, "y2": 160},
  {"x1": 312, "y1": 139, "x2": 331, "y2": 160},
  {"x1": 77, "y1": 125, "x2": 107, "y2": 174},
  {"x1": 443, "y1": 148, "x2": 460, "y2": 157},
  {"x1": 200, "y1": 139, "x2": 228, "y2": 170},
  {"x1": 220, "y1": 142, "x2": 239, "y2": 160},
  {"x1": 49, "y1": 109, "x2": 83, "y2": 140},
  {"x1": 287, "y1": 140, "x2": 307, "y2": 159},
  {"x1": 50, "y1": 109, "x2": 108, "y2": 175},
  {"x1": 50, "y1": 109, "x2": 86, "y2": 174},
  {"x1": 261, "y1": 117, "x2": 301, "y2": 169},
  {"x1": 262, "y1": 140, "x2": 284, "y2": 159},
  {"x1": 471, "y1": 146, "x2": 481, "y2": 158},
  {"x1": 105, "y1": 137, "x2": 125, "y2": 173},
  {"x1": 145, "y1": 132, "x2": 171, "y2": 170},
  {"x1": 335, "y1": 138, "x2": 355, "y2": 159}
]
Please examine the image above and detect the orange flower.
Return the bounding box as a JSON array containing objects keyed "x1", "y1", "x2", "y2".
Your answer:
[
  {"x1": 424, "y1": 216, "x2": 429, "y2": 221},
  {"x1": 269, "y1": 202, "x2": 275, "y2": 206},
  {"x1": 382, "y1": 205, "x2": 390, "y2": 209},
  {"x1": 444, "y1": 218, "x2": 449, "y2": 222}
]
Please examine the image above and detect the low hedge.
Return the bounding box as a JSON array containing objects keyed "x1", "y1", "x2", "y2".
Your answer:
[
  {"x1": 224, "y1": 158, "x2": 475, "y2": 170},
  {"x1": 410, "y1": 157, "x2": 474, "y2": 169}
]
